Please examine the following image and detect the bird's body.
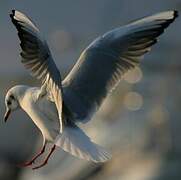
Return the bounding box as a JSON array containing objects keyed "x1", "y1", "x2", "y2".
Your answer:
[
  {"x1": 4, "y1": 10, "x2": 178, "y2": 169},
  {"x1": 21, "y1": 87, "x2": 59, "y2": 141},
  {"x1": 7, "y1": 86, "x2": 58, "y2": 141}
]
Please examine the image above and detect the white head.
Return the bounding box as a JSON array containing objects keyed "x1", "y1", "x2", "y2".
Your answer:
[{"x1": 4, "y1": 85, "x2": 28, "y2": 122}]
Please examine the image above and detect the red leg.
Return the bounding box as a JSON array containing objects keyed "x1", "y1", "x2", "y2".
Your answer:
[
  {"x1": 19, "y1": 143, "x2": 46, "y2": 167},
  {"x1": 32, "y1": 145, "x2": 56, "y2": 170}
]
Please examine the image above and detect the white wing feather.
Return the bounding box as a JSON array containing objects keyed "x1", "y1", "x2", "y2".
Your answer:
[{"x1": 55, "y1": 125, "x2": 111, "y2": 162}]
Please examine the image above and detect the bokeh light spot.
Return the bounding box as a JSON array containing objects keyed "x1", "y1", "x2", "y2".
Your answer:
[
  {"x1": 123, "y1": 67, "x2": 143, "y2": 84},
  {"x1": 124, "y1": 92, "x2": 143, "y2": 111},
  {"x1": 50, "y1": 29, "x2": 72, "y2": 52}
]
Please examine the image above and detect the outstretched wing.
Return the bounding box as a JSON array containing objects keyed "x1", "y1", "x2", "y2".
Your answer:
[
  {"x1": 10, "y1": 10, "x2": 63, "y2": 132},
  {"x1": 63, "y1": 11, "x2": 178, "y2": 122}
]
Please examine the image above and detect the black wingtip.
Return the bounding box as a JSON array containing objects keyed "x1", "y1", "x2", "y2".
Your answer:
[
  {"x1": 161, "y1": 10, "x2": 179, "y2": 29},
  {"x1": 173, "y1": 10, "x2": 179, "y2": 19},
  {"x1": 10, "y1": 9, "x2": 15, "y2": 19},
  {"x1": 12, "y1": 9, "x2": 15, "y2": 14}
]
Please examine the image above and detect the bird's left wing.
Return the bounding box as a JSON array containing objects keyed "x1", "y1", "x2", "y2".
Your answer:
[
  {"x1": 62, "y1": 11, "x2": 178, "y2": 123},
  {"x1": 10, "y1": 10, "x2": 63, "y2": 132}
]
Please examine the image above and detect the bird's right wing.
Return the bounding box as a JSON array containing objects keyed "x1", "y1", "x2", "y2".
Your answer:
[
  {"x1": 10, "y1": 10, "x2": 63, "y2": 132},
  {"x1": 63, "y1": 11, "x2": 178, "y2": 122}
]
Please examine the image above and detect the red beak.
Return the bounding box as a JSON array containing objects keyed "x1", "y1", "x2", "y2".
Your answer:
[{"x1": 4, "y1": 109, "x2": 11, "y2": 122}]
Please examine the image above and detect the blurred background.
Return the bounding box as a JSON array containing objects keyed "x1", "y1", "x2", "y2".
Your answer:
[{"x1": 0, "y1": 0, "x2": 181, "y2": 180}]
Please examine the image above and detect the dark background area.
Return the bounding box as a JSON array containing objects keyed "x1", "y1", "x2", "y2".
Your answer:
[{"x1": 0, "y1": 0, "x2": 181, "y2": 179}]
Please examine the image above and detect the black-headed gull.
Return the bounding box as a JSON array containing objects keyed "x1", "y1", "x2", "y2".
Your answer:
[{"x1": 4, "y1": 10, "x2": 178, "y2": 169}]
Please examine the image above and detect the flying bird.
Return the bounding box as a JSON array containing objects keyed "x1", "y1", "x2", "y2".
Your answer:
[{"x1": 4, "y1": 10, "x2": 178, "y2": 169}]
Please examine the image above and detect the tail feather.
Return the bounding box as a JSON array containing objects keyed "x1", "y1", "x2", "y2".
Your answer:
[{"x1": 54, "y1": 125, "x2": 111, "y2": 162}]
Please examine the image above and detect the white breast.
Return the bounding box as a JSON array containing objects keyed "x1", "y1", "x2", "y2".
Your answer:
[{"x1": 20, "y1": 88, "x2": 59, "y2": 142}]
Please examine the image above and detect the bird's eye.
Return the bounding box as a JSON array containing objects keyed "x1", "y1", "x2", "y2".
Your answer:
[
  {"x1": 7, "y1": 101, "x2": 11, "y2": 105},
  {"x1": 10, "y1": 95, "x2": 15, "y2": 100}
]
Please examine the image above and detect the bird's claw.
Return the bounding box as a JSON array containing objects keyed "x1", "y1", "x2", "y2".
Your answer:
[{"x1": 17, "y1": 160, "x2": 34, "y2": 167}]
